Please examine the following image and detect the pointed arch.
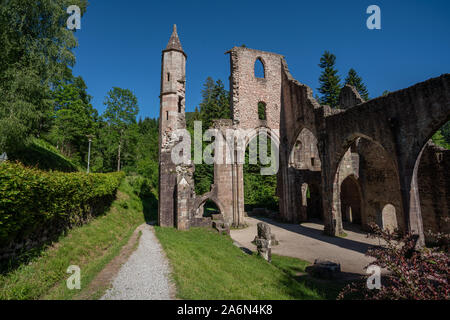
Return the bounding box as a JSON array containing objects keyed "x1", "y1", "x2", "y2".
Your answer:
[{"x1": 254, "y1": 57, "x2": 265, "y2": 78}]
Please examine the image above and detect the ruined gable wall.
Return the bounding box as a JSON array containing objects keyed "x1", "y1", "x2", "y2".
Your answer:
[{"x1": 228, "y1": 47, "x2": 282, "y2": 130}]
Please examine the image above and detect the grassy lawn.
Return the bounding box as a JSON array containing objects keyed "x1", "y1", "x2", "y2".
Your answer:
[
  {"x1": 0, "y1": 177, "x2": 152, "y2": 300},
  {"x1": 154, "y1": 227, "x2": 345, "y2": 300},
  {"x1": 0, "y1": 174, "x2": 346, "y2": 300}
]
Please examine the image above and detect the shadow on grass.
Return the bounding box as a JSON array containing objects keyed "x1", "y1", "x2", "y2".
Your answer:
[{"x1": 271, "y1": 254, "x2": 362, "y2": 300}]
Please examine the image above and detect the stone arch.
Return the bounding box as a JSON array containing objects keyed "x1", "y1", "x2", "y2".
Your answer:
[
  {"x1": 288, "y1": 127, "x2": 321, "y2": 170},
  {"x1": 193, "y1": 192, "x2": 226, "y2": 219},
  {"x1": 406, "y1": 116, "x2": 450, "y2": 242},
  {"x1": 340, "y1": 174, "x2": 363, "y2": 225},
  {"x1": 330, "y1": 134, "x2": 403, "y2": 235},
  {"x1": 381, "y1": 203, "x2": 398, "y2": 232},
  {"x1": 242, "y1": 127, "x2": 281, "y2": 156},
  {"x1": 254, "y1": 57, "x2": 266, "y2": 78}
]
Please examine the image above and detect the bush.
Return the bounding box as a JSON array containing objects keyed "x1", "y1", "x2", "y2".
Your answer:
[
  {"x1": 338, "y1": 224, "x2": 450, "y2": 300},
  {"x1": 8, "y1": 138, "x2": 78, "y2": 172},
  {"x1": 0, "y1": 161, "x2": 124, "y2": 250}
]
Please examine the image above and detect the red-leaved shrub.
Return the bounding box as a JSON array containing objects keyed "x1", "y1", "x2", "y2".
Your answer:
[{"x1": 338, "y1": 223, "x2": 449, "y2": 300}]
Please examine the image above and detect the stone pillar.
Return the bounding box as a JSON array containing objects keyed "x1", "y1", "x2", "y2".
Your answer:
[{"x1": 176, "y1": 175, "x2": 191, "y2": 230}]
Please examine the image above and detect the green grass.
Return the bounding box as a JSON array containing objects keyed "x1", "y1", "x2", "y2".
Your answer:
[
  {"x1": 8, "y1": 138, "x2": 79, "y2": 172},
  {"x1": 0, "y1": 176, "x2": 149, "y2": 300},
  {"x1": 270, "y1": 255, "x2": 348, "y2": 300},
  {"x1": 154, "y1": 227, "x2": 337, "y2": 300}
]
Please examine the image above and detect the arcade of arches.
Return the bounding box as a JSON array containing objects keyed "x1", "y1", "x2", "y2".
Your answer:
[{"x1": 158, "y1": 26, "x2": 450, "y2": 246}]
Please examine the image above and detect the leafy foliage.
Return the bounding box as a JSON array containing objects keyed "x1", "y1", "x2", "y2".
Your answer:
[
  {"x1": 432, "y1": 122, "x2": 450, "y2": 150},
  {"x1": 8, "y1": 138, "x2": 78, "y2": 172},
  {"x1": 318, "y1": 51, "x2": 341, "y2": 108},
  {"x1": 102, "y1": 87, "x2": 139, "y2": 171},
  {"x1": 0, "y1": 0, "x2": 88, "y2": 153},
  {"x1": 191, "y1": 77, "x2": 231, "y2": 195},
  {"x1": 345, "y1": 68, "x2": 369, "y2": 101},
  {"x1": 0, "y1": 161, "x2": 124, "y2": 247},
  {"x1": 243, "y1": 136, "x2": 279, "y2": 210},
  {"x1": 338, "y1": 223, "x2": 450, "y2": 300}
]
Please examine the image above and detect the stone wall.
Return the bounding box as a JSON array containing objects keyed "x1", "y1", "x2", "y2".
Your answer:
[
  {"x1": 228, "y1": 47, "x2": 283, "y2": 130},
  {"x1": 418, "y1": 142, "x2": 450, "y2": 238},
  {"x1": 157, "y1": 27, "x2": 450, "y2": 244}
]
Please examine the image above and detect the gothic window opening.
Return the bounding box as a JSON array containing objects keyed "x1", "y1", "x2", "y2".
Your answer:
[
  {"x1": 258, "y1": 102, "x2": 267, "y2": 120},
  {"x1": 254, "y1": 58, "x2": 265, "y2": 78}
]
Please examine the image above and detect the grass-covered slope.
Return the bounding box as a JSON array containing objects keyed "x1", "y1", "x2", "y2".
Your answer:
[
  {"x1": 0, "y1": 177, "x2": 150, "y2": 300},
  {"x1": 154, "y1": 227, "x2": 330, "y2": 300}
]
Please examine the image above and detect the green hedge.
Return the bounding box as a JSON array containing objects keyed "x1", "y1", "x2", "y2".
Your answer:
[{"x1": 0, "y1": 162, "x2": 124, "y2": 248}]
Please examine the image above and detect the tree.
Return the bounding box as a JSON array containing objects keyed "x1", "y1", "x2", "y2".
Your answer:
[
  {"x1": 0, "y1": 0, "x2": 88, "y2": 153},
  {"x1": 48, "y1": 76, "x2": 97, "y2": 164},
  {"x1": 199, "y1": 77, "x2": 230, "y2": 130},
  {"x1": 103, "y1": 88, "x2": 139, "y2": 171},
  {"x1": 345, "y1": 68, "x2": 369, "y2": 101},
  {"x1": 191, "y1": 77, "x2": 231, "y2": 195},
  {"x1": 317, "y1": 51, "x2": 341, "y2": 108}
]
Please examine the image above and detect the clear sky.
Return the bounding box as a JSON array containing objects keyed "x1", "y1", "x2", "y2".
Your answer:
[{"x1": 72, "y1": 0, "x2": 450, "y2": 120}]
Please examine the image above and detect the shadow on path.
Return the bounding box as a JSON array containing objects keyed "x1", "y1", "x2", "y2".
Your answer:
[{"x1": 252, "y1": 216, "x2": 378, "y2": 255}]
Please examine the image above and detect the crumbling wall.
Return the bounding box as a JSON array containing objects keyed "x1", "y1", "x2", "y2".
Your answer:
[
  {"x1": 418, "y1": 142, "x2": 450, "y2": 237},
  {"x1": 228, "y1": 47, "x2": 283, "y2": 130}
]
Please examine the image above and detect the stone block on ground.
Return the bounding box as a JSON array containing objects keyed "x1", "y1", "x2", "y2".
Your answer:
[
  {"x1": 211, "y1": 213, "x2": 224, "y2": 221},
  {"x1": 305, "y1": 259, "x2": 341, "y2": 279}
]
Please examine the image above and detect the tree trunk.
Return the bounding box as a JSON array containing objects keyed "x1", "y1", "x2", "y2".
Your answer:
[{"x1": 117, "y1": 138, "x2": 121, "y2": 172}]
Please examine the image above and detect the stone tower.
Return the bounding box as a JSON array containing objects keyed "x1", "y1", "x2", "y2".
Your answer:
[{"x1": 158, "y1": 25, "x2": 187, "y2": 227}]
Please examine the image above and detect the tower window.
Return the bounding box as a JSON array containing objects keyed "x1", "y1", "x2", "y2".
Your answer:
[
  {"x1": 178, "y1": 96, "x2": 182, "y2": 113},
  {"x1": 254, "y1": 58, "x2": 265, "y2": 78},
  {"x1": 311, "y1": 157, "x2": 315, "y2": 167},
  {"x1": 166, "y1": 111, "x2": 169, "y2": 120},
  {"x1": 258, "y1": 102, "x2": 267, "y2": 120},
  {"x1": 167, "y1": 73, "x2": 170, "y2": 82}
]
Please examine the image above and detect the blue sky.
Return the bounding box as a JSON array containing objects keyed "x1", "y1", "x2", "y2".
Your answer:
[{"x1": 72, "y1": 0, "x2": 450, "y2": 120}]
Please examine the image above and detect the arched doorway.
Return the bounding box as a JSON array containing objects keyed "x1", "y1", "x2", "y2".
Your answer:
[
  {"x1": 340, "y1": 175, "x2": 362, "y2": 225},
  {"x1": 307, "y1": 183, "x2": 322, "y2": 220},
  {"x1": 287, "y1": 127, "x2": 322, "y2": 222},
  {"x1": 202, "y1": 199, "x2": 221, "y2": 217},
  {"x1": 243, "y1": 129, "x2": 279, "y2": 214},
  {"x1": 331, "y1": 136, "x2": 404, "y2": 235},
  {"x1": 415, "y1": 121, "x2": 450, "y2": 242}
]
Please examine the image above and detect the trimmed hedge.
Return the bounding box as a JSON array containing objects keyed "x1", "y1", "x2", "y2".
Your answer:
[{"x1": 0, "y1": 162, "x2": 124, "y2": 249}]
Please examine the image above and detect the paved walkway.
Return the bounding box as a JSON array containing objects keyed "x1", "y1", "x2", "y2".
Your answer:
[
  {"x1": 230, "y1": 216, "x2": 382, "y2": 275},
  {"x1": 101, "y1": 224, "x2": 173, "y2": 300}
]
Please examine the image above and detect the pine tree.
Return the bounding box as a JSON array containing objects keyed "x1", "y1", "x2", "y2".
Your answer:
[
  {"x1": 345, "y1": 68, "x2": 369, "y2": 101},
  {"x1": 318, "y1": 51, "x2": 341, "y2": 108}
]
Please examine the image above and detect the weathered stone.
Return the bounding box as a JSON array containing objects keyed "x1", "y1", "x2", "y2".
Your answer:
[
  {"x1": 156, "y1": 25, "x2": 450, "y2": 250},
  {"x1": 305, "y1": 259, "x2": 341, "y2": 279},
  {"x1": 257, "y1": 222, "x2": 271, "y2": 240},
  {"x1": 211, "y1": 213, "x2": 224, "y2": 221}
]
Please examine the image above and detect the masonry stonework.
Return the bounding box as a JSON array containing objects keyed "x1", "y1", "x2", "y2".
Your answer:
[{"x1": 157, "y1": 26, "x2": 450, "y2": 246}]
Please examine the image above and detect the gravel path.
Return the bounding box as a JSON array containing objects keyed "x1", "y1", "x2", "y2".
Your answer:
[{"x1": 101, "y1": 224, "x2": 173, "y2": 300}]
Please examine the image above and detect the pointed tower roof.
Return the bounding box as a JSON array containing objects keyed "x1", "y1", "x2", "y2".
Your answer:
[{"x1": 165, "y1": 24, "x2": 184, "y2": 53}]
